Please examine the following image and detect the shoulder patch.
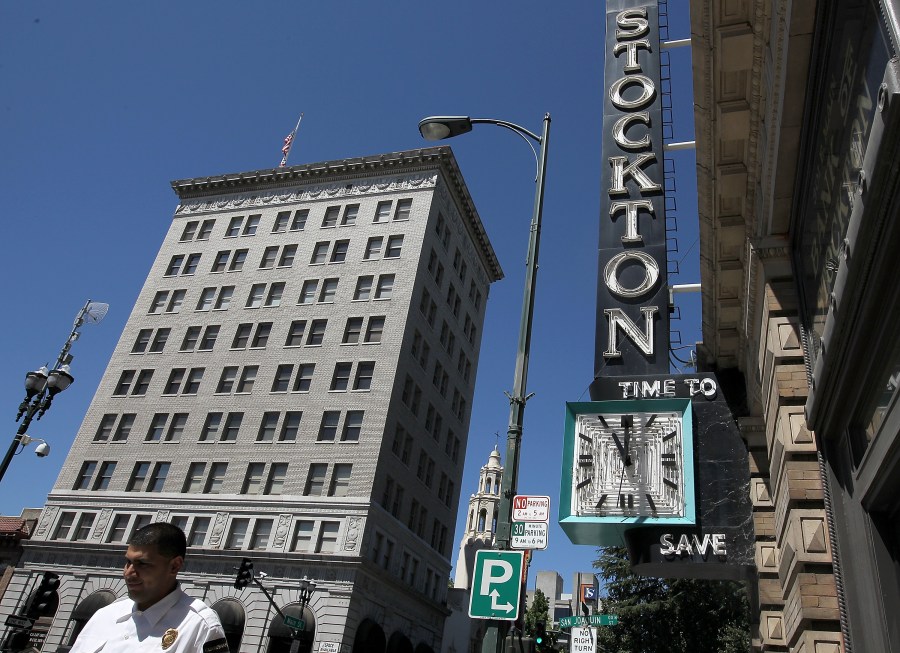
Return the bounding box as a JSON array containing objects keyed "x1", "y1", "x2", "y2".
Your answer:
[{"x1": 203, "y1": 637, "x2": 230, "y2": 653}]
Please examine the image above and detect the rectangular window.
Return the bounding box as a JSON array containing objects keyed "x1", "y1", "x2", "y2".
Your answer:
[
  {"x1": 133, "y1": 370, "x2": 153, "y2": 396},
  {"x1": 329, "y1": 463, "x2": 352, "y2": 497},
  {"x1": 183, "y1": 253, "x2": 201, "y2": 275},
  {"x1": 113, "y1": 370, "x2": 135, "y2": 396},
  {"x1": 205, "y1": 462, "x2": 228, "y2": 493},
  {"x1": 273, "y1": 211, "x2": 290, "y2": 233},
  {"x1": 330, "y1": 362, "x2": 352, "y2": 391},
  {"x1": 354, "y1": 276, "x2": 373, "y2": 301},
  {"x1": 226, "y1": 518, "x2": 249, "y2": 549},
  {"x1": 242, "y1": 463, "x2": 265, "y2": 494},
  {"x1": 163, "y1": 369, "x2": 185, "y2": 395},
  {"x1": 249, "y1": 519, "x2": 273, "y2": 550},
  {"x1": 250, "y1": 323, "x2": 272, "y2": 350},
  {"x1": 342, "y1": 317, "x2": 363, "y2": 344},
  {"x1": 266, "y1": 463, "x2": 288, "y2": 494},
  {"x1": 166, "y1": 290, "x2": 186, "y2": 313},
  {"x1": 214, "y1": 286, "x2": 234, "y2": 310},
  {"x1": 226, "y1": 216, "x2": 243, "y2": 237},
  {"x1": 318, "y1": 522, "x2": 340, "y2": 553},
  {"x1": 74, "y1": 513, "x2": 96, "y2": 541},
  {"x1": 236, "y1": 366, "x2": 257, "y2": 393},
  {"x1": 198, "y1": 219, "x2": 214, "y2": 240},
  {"x1": 242, "y1": 215, "x2": 260, "y2": 236},
  {"x1": 385, "y1": 235, "x2": 404, "y2": 258},
  {"x1": 354, "y1": 362, "x2": 375, "y2": 390},
  {"x1": 132, "y1": 329, "x2": 153, "y2": 353},
  {"x1": 365, "y1": 316, "x2": 385, "y2": 344},
  {"x1": 322, "y1": 206, "x2": 340, "y2": 227},
  {"x1": 341, "y1": 204, "x2": 359, "y2": 226},
  {"x1": 95, "y1": 415, "x2": 116, "y2": 441},
  {"x1": 293, "y1": 365, "x2": 314, "y2": 392},
  {"x1": 375, "y1": 274, "x2": 394, "y2": 299},
  {"x1": 291, "y1": 210, "x2": 308, "y2": 231},
  {"x1": 318, "y1": 278, "x2": 338, "y2": 303},
  {"x1": 93, "y1": 462, "x2": 116, "y2": 490},
  {"x1": 149, "y1": 328, "x2": 170, "y2": 353},
  {"x1": 231, "y1": 324, "x2": 252, "y2": 349},
  {"x1": 146, "y1": 414, "x2": 167, "y2": 442},
  {"x1": 180, "y1": 221, "x2": 198, "y2": 242},
  {"x1": 165, "y1": 255, "x2": 185, "y2": 276},
  {"x1": 265, "y1": 283, "x2": 284, "y2": 307},
  {"x1": 292, "y1": 521, "x2": 314, "y2": 552},
  {"x1": 364, "y1": 237, "x2": 383, "y2": 260},
  {"x1": 272, "y1": 365, "x2": 293, "y2": 392},
  {"x1": 305, "y1": 463, "x2": 327, "y2": 495},
  {"x1": 280, "y1": 412, "x2": 302, "y2": 441},
  {"x1": 260, "y1": 246, "x2": 278, "y2": 269},
  {"x1": 166, "y1": 413, "x2": 188, "y2": 441},
  {"x1": 307, "y1": 319, "x2": 327, "y2": 346},
  {"x1": 217, "y1": 367, "x2": 237, "y2": 393},
  {"x1": 257, "y1": 412, "x2": 279, "y2": 441},
  {"x1": 74, "y1": 461, "x2": 97, "y2": 490},
  {"x1": 183, "y1": 369, "x2": 204, "y2": 394},
  {"x1": 127, "y1": 462, "x2": 150, "y2": 491},
  {"x1": 108, "y1": 514, "x2": 130, "y2": 543},
  {"x1": 299, "y1": 279, "x2": 318, "y2": 304},
  {"x1": 200, "y1": 413, "x2": 222, "y2": 442},
  {"x1": 394, "y1": 198, "x2": 412, "y2": 221},
  {"x1": 374, "y1": 200, "x2": 391, "y2": 223},
  {"x1": 147, "y1": 462, "x2": 169, "y2": 492},
  {"x1": 285, "y1": 320, "x2": 306, "y2": 346},
  {"x1": 330, "y1": 240, "x2": 349, "y2": 263},
  {"x1": 198, "y1": 325, "x2": 219, "y2": 351},
  {"x1": 149, "y1": 291, "x2": 168, "y2": 314},
  {"x1": 211, "y1": 251, "x2": 230, "y2": 273},
  {"x1": 112, "y1": 414, "x2": 135, "y2": 441},
  {"x1": 222, "y1": 413, "x2": 243, "y2": 441},
  {"x1": 343, "y1": 411, "x2": 363, "y2": 442},
  {"x1": 318, "y1": 411, "x2": 339, "y2": 441},
  {"x1": 188, "y1": 517, "x2": 210, "y2": 546},
  {"x1": 278, "y1": 245, "x2": 297, "y2": 267},
  {"x1": 311, "y1": 242, "x2": 329, "y2": 264},
  {"x1": 184, "y1": 463, "x2": 206, "y2": 493},
  {"x1": 54, "y1": 512, "x2": 76, "y2": 540},
  {"x1": 246, "y1": 284, "x2": 265, "y2": 308}
]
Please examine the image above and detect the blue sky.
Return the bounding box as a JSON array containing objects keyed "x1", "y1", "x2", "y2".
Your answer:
[{"x1": 0, "y1": 1, "x2": 698, "y2": 595}]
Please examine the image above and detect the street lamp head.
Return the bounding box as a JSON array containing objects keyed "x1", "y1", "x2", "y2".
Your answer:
[
  {"x1": 418, "y1": 116, "x2": 474, "y2": 141},
  {"x1": 24, "y1": 367, "x2": 49, "y2": 399},
  {"x1": 47, "y1": 365, "x2": 74, "y2": 396}
]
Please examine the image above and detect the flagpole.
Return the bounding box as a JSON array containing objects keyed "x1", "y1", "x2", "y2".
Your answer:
[{"x1": 280, "y1": 113, "x2": 304, "y2": 168}]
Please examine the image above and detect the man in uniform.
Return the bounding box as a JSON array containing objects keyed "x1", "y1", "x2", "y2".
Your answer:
[{"x1": 70, "y1": 522, "x2": 228, "y2": 653}]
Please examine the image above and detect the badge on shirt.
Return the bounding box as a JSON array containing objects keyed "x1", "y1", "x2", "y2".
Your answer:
[
  {"x1": 162, "y1": 629, "x2": 178, "y2": 650},
  {"x1": 203, "y1": 637, "x2": 230, "y2": 653}
]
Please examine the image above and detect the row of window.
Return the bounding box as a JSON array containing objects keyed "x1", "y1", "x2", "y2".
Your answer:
[
  {"x1": 73, "y1": 458, "x2": 354, "y2": 497},
  {"x1": 113, "y1": 357, "x2": 379, "y2": 398},
  {"x1": 94, "y1": 409, "x2": 367, "y2": 445},
  {"x1": 166, "y1": 233, "x2": 405, "y2": 282},
  {"x1": 401, "y1": 374, "x2": 468, "y2": 423},
  {"x1": 178, "y1": 199, "x2": 414, "y2": 244},
  {"x1": 148, "y1": 273, "x2": 395, "y2": 315},
  {"x1": 369, "y1": 531, "x2": 445, "y2": 603},
  {"x1": 378, "y1": 478, "x2": 450, "y2": 557},
  {"x1": 391, "y1": 421, "x2": 462, "y2": 468}
]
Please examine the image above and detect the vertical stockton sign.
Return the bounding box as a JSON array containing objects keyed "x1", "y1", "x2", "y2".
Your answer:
[{"x1": 593, "y1": 0, "x2": 670, "y2": 384}]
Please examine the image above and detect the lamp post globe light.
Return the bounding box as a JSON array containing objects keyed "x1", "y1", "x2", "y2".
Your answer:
[
  {"x1": 419, "y1": 113, "x2": 550, "y2": 652},
  {"x1": 0, "y1": 300, "x2": 108, "y2": 485}
]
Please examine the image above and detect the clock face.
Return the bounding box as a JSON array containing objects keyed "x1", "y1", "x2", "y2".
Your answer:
[{"x1": 573, "y1": 409, "x2": 684, "y2": 518}]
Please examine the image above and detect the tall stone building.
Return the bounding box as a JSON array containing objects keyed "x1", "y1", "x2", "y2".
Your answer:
[
  {"x1": 0, "y1": 146, "x2": 502, "y2": 653},
  {"x1": 692, "y1": 0, "x2": 900, "y2": 650}
]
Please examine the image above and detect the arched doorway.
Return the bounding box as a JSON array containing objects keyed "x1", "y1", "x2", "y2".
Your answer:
[
  {"x1": 266, "y1": 603, "x2": 315, "y2": 653},
  {"x1": 68, "y1": 590, "x2": 116, "y2": 645},
  {"x1": 386, "y1": 631, "x2": 414, "y2": 653},
  {"x1": 351, "y1": 618, "x2": 386, "y2": 653},
  {"x1": 212, "y1": 599, "x2": 245, "y2": 653}
]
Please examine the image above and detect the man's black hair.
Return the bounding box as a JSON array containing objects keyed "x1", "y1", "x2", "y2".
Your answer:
[{"x1": 129, "y1": 522, "x2": 187, "y2": 559}]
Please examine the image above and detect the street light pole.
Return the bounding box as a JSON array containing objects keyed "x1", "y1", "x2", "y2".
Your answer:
[
  {"x1": 419, "y1": 113, "x2": 551, "y2": 652},
  {"x1": 0, "y1": 300, "x2": 108, "y2": 485}
]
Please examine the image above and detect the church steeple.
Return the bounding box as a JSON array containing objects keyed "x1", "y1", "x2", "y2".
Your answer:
[{"x1": 453, "y1": 445, "x2": 504, "y2": 588}]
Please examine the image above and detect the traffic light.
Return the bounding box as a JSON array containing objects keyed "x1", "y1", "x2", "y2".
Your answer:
[
  {"x1": 234, "y1": 558, "x2": 253, "y2": 589},
  {"x1": 25, "y1": 571, "x2": 60, "y2": 619},
  {"x1": 534, "y1": 621, "x2": 547, "y2": 649}
]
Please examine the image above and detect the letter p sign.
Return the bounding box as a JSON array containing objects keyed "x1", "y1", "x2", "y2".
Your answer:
[{"x1": 469, "y1": 550, "x2": 524, "y2": 621}]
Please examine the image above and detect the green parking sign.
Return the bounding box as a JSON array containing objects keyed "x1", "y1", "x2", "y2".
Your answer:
[{"x1": 469, "y1": 550, "x2": 524, "y2": 620}]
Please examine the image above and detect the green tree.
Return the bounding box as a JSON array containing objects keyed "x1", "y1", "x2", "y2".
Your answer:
[
  {"x1": 593, "y1": 547, "x2": 750, "y2": 653},
  {"x1": 524, "y1": 588, "x2": 550, "y2": 636}
]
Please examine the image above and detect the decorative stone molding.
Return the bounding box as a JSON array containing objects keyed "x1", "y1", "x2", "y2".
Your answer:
[
  {"x1": 91, "y1": 508, "x2": 113, "y2": 540},
  {"x1": 33, "y1": 506, "x2": 59, "y2": 539},
  {"x1": 209, "y1": 512, "x2": 229, "y2": 547},
  {"x1": 273, "y1": 514, "x2": 292, "y2": 550},
  {"x1": 343, "y1": 517, "x2": 361, "y2": 552}
]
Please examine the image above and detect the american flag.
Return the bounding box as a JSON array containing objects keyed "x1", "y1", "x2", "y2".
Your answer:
[{"x1": 279, "y1": 132, "x2": 295, "y2": 167}]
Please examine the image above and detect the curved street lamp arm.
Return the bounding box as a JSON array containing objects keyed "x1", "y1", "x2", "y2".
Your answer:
[{"x1": 469, "y1": 118, "x2": 544, "y2": 181}]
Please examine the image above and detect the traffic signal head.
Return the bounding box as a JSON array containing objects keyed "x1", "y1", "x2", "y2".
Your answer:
[
  {"x1": 534, "y1": 621, "x2": 546, "y2": 646},
  {"x1": 234, "y1": 558, "x2": 253, "y2": 589},
  {"x1": 26, "y1": 571, "x2": 60, "y2": 619}
]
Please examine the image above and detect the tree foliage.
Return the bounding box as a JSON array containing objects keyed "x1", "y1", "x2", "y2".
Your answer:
[
  {"x1": 524, "y1": 588, "x2": 550, "y2": 636},
  {"x1": 593, "y1": 547, "x2": 750, "y2": 653}
]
